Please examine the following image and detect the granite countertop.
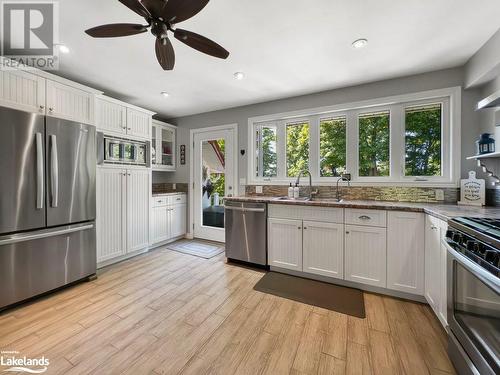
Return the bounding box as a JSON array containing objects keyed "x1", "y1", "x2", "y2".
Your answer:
[
  {"x1": 225, "y1": 196, "x2": 500, "y2": 221},
  {"x1": 152, "y1": 192, "x2": 187, "y2": 197}
]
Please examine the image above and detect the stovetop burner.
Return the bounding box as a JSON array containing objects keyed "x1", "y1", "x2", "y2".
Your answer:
[{"x1": 447, "y1": 217, "x2": 500, "y2": 277}]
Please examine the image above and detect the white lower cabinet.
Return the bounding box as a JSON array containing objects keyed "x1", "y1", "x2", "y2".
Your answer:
[
  {"x1": 96, "y1": 167, "x2": 150, "y2": 264},
  {"x1": 268, "y1": 218, "x2": 303, "y2": 271},
  {"x1": 303, "y1": 221, "x2": 344, "y2": 279},
  {"x1": 344, "y1": 224, "x2": 387, "y2": 288},
  {"x1": 150, "y1": 195, "x2": 187, "y2": 245},
  {"x1": 425, "y1": 214, "x2": 448, "y2": 327},
  {"x1": 387, "y1": 211, "x2": 425, "y2": 295}
]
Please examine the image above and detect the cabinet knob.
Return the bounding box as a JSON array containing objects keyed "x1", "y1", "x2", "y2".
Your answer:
[
  {"x1": 346, "y1": 231, "x2": 350, "y2": 234},
  {"x1": 48, "y1": 107, "x2": 54, "y2": 112},
  {"x1": 127, "y1": 127, "x2": 131, "y2": 130},
  {"x1": 298, "y1": 226, "x2": 301, "y2": 230},
  {"x1": 39, "y1": 105, "x2": 44, "y2": 111},
  {"x1": 431, "y1": 225, "x2": 438, "y2": 230},
  {"x1": 303, "y1": 227, "x2": 307, "y2": 230}
]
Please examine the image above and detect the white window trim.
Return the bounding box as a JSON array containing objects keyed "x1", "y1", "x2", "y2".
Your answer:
[{"x1": 247, "y1": 87, "x2": 461, "y2": 187}]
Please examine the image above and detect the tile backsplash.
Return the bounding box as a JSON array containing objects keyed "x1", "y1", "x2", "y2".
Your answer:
[{"x1": 245, "y1": 185, "x2": 460, "y2": 203}]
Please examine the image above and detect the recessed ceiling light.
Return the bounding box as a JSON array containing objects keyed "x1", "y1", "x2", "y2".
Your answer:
[
  {"x1": 233, "y1": 72, "x2": 245, "y2": 80},
  {"x1": 161, "y1": 91, "x2": 170, "y2": 98},
  {"x1": 352, "y1": 38, "x2": 368, "y2": 49},
  {"x1": 56, "y1": 44, "x2": 70, "y2": 54}
]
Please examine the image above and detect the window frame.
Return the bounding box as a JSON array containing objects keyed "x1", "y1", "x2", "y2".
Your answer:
[{"x1": 247, "y1": 87, "x2": 461, "y2": 187}]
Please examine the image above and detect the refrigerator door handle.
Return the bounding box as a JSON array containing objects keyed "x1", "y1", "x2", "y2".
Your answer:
[
  {"x1": 0, "y1": 223, "x2": 94, "y2": 246},
  {"x1": 50, "y1": 134, "x2": 59, "y2": 207},
  {"x1": 36, "y1": 132, "x2": 44, "y2": 209}
]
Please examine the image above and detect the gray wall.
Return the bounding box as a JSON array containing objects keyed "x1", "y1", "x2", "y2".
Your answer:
[
  {"x1": 465, "y1": 28, "x2": 500, "y2": 88},
  {"x1": 160, "y1": 67, "x2": 482, "y2": 188}
]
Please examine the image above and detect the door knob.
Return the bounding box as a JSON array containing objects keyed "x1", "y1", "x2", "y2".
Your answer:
[{"x1": 228, "y1": 186, "x2": 233, "y2": 190}]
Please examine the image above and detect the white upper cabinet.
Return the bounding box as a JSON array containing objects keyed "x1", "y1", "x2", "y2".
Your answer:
[
  {"x1": 96, "y1": 98, "x2": 127, "y2": 135},
  {"x1": 152, "y1": 120, "x2": 176, "y2": 171},
  {"x1": 127, "y1": 108, "x2": 152, "y2": 139},
  {"x1": 345, "y1": 224, "x2": 387, "y2": 288},
  {"x1": 45, "y1": 80, "x2": 95, "y2": 124},
  {"x1": 268, "y1": 218, "x2": 303, "y2": 271},
  {"x1": 387, "y1": 211, "x2": 425, "y2": 295},
  {"x1": 96, "y1": 95, "x2": 153, "y2": 140},
  {"x1": 0, "y1": 69, "x2": 46, "y2": 114},
  {"x1": 303, "y1": 221, "x2": 344, "y2": 279}
]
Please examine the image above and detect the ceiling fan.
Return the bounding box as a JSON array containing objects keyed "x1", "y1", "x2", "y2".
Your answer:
[{"x1": 85, "y1": 0, "x2": 229, "y2": 70}]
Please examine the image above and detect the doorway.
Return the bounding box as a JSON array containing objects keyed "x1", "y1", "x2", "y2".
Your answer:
[{"x1": 191, "y1": 124, "x2": 237, "y2": 242}]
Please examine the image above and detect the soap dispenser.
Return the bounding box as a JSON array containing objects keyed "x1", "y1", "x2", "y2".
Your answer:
[
  {"x1": 293, "y1": 183, "x2": 300, "y2": 199},
  {"x1": 288, "y1": 183, "x2": 294, "y2": 198}
]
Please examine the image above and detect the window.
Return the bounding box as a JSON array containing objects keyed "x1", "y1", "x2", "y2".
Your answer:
[
  {"x1": 405, "y1": 103, "x2": 442, "y2": 177},
  {"x1": 286, "y1": 121, "x2": 309, "y2": 177},
  {"x1": 255, "y1": 124, "x2": 277, "y2": 178},
  {"x1": 248, "y1": 87, "x2": 458, "y2": 186},
  {"x1": 358, "y1": 111, "x2": 390, "y2": 177},
  {"x1": 320, "y1": 116, "x2": 346, "y2": 177}
]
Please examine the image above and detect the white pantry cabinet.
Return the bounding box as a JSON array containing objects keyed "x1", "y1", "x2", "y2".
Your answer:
[
  {"x1": 45, "y1": 80, "x2": 95, "y2": 124},
  {"x1": 96, "y1": 166, "x2": 150, "y2": 264},
  {"x1": 303, "y1": 221, "x2": 344, "y2": 279},
  {"x1": 387, "y1": 211, "x2": 425, "y2": 295},
  {"x1": 96, "y1": 95, "x2": 153, "y2": 140},
  {"x1": 344, "y1": 224, "x2": 387, "y2": 288},
  {"x1": 0, "y1": 69, "x2": 46, "y2": 113},
  {"x1": 425, "y1": 214, "x2": 448, "y2": 327},
  {"x1": 268, "y1": 218, "x2": 303, "y2": 271}
]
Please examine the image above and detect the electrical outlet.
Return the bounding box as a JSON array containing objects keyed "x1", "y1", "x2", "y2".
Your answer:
[
  {"x1": 435, "y1": 189, "x2": 445, "y2": 201},
  {"x1": 172, "y1": 183, "x2": 176, "y2": 190},
  {"x1": 255, "y1": 186, "x2": 263, "y2": 194}
]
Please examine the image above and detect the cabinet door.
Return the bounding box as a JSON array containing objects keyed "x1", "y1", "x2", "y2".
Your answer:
[
  {"x1": 387, "y1": 211, "x2": 425, "y2": 295},
  {"x1": 126, "y1": 108, "x2": 151, "y2": 139},
  {"x1": 171, "y1": 204, "x2": 187, "y2": 238},
  {"x1": 424, "y1": 215, "x2": 441, "y2": 313},
  {"x1": 151, "y1": 206, "x2": 169, "y2": 244},
  {"x1": 46, "y1": 80, "x2": 94, "y2": 124},
  {"x1": 126, "y1": 169, "x2": 150, "y2": 252},
  {"x1": 303, "y1": 221, "x2": 344, "y2": 279},
  {"x1": 0, "y1": 69, "x2": 45, "y2": 113},
  {"x1": 158, "y1": 126, "x2": 175, "y2": 170},
  {"x1": 96, "y1": 167, "x2": 126, "y2": 262},
  {"x1": 345, "y1": 225, "x2": 387, "y2": 288},
  {"x1": 268, "y1": 218, "x2": 303, "y2": 271},
  {"x1": 97, "y1": 98, "x2": 127, "y2": 135}
]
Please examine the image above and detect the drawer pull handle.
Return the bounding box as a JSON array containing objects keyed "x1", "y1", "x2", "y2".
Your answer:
[
  {"x1": 431, "y1": 225, "x2": 438, "y2": 230},
  {"x1": 157, "y1": 200, "x2": 162, "y2": 203},
  {"x1": 359, "y1": 215, "x2": 371, "y2": 220},
  {"x1": 176, "y1": 198, "x2": 181, "y2": 200}
]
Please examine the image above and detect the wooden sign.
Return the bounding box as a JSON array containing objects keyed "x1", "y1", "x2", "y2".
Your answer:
[{"x1": 459, "y1": 171, "x2": 485, "y2": 206}]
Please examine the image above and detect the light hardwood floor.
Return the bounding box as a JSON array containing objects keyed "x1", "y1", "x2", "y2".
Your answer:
[{"x1": 0, "y1": 246, "x2": 456, "y2": 375}]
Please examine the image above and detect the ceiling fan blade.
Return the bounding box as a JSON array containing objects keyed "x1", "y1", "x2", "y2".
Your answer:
[
  {"x1": 118, "y1": 0, "x2": 151, "y2": 19},
  {"x1": 85, "y1": 23, "x2": 148, "y2": 38},
  {"x1": 174, "y1": 28, "x2": 229, "y2": 59},
  {"x1": 162, "y1": 0, "x2": 209, "y2": 23},
  {"x1": 155, "y1": 38, "x2": 175, "y2": 70},
  {"x1": 141, "y1": 0, "x2": 167, "y2": 18}
]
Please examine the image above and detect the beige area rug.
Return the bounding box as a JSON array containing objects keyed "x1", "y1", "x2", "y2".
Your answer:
[{"x1": 166, "y1": 239, "x2": 225, "y2": 259}]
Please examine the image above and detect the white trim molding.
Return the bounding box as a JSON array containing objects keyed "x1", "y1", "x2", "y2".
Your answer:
[{"x1": 247, "y1": 87, "x2": 461, "y2": 187}]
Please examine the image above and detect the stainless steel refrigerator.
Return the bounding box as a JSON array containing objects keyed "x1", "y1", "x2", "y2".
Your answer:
[{"x1": 0, "y1": 106, "x2": 96, "y2": 310}]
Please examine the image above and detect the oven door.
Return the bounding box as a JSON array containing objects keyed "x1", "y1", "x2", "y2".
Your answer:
[{"x1": 445, "y1": 240, "x2": 500, "y2": 375}]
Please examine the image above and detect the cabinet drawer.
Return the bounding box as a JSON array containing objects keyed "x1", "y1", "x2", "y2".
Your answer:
[
  {"x1": 345, "y1": 208, "x2": 387, "y2": 227},
  {"x1": 268, "y1": 204, "x2": 343, "y2": 223},
  {"x1": 169, "y1": 194, "x2": 186, "y2": 205},
  {"x1": 152, "y1": 196, "x2": 168, "y2": 207}
]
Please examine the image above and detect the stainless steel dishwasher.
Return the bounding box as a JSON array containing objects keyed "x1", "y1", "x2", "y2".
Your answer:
[{"x1": 225, "y1": 201, "x2": 267, "y2": 266}]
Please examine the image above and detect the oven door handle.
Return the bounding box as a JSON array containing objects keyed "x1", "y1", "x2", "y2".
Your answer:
[{"x1": 443, "y1": 239, "x2": 500, "y2": 293}]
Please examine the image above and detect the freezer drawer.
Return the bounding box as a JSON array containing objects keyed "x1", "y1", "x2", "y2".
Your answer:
[
  {"x1": 0, "y1": 223, "x2": 96, "y2": 310},
  {"x1": 225, "y1": 202, "x2": 267, "y2": 266}
]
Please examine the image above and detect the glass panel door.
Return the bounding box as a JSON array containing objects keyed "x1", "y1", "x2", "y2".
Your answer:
[
  {"x1": 151, "y1": 124, "x2": 157, "y2": 165},
  {"x1": 201, "y1": 139, "x2": 226, "y2": 229},
  {"x1": 161, "y1": 128, "x2": 174, "y2": 167}
]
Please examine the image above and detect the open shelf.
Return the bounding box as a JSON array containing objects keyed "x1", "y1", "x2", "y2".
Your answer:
[
  {"x1": 466, "y1": 152, "x2": 500, "y2": 160},
  {"x1": 477, "y1": 89, "x2": 500, "y2": 110}
]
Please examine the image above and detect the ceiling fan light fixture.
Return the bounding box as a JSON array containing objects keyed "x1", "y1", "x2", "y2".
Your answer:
[
  {"x1": 233, "y1": 72, "x2": 245, "y2": 80},
  {"x1": 352, "y1": 38, "x2": 368, "y2": 49}
]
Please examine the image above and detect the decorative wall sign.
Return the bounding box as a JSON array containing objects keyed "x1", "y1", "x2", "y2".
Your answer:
[
  {"x1": 459, "y1": 171, "x2": 485, "y2": 206},
  {"x1": 180, "y1": 145, "x2": 186, "y2": 165}
]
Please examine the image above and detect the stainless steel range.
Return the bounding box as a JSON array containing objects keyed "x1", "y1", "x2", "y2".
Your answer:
[{"x1": 444, "y1": 217, "x2": 499, "y2": 375}]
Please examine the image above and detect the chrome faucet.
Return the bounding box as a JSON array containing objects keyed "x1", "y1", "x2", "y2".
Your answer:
[
  {"x1": 295, "y1": 170, "x2": 318, "y2": 200},
  {"x1": 336, "y1": 173, "x2": 351, "y2": 202}
]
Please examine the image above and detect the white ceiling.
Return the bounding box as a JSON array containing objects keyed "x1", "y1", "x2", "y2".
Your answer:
[{"x1": 57, "y1": 0, "x2": 500, "y2": 118}]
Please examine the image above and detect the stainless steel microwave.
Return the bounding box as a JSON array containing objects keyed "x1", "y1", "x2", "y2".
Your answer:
[{"x1": 97, "y1": 133, "x2": 150, "y2": 167}]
